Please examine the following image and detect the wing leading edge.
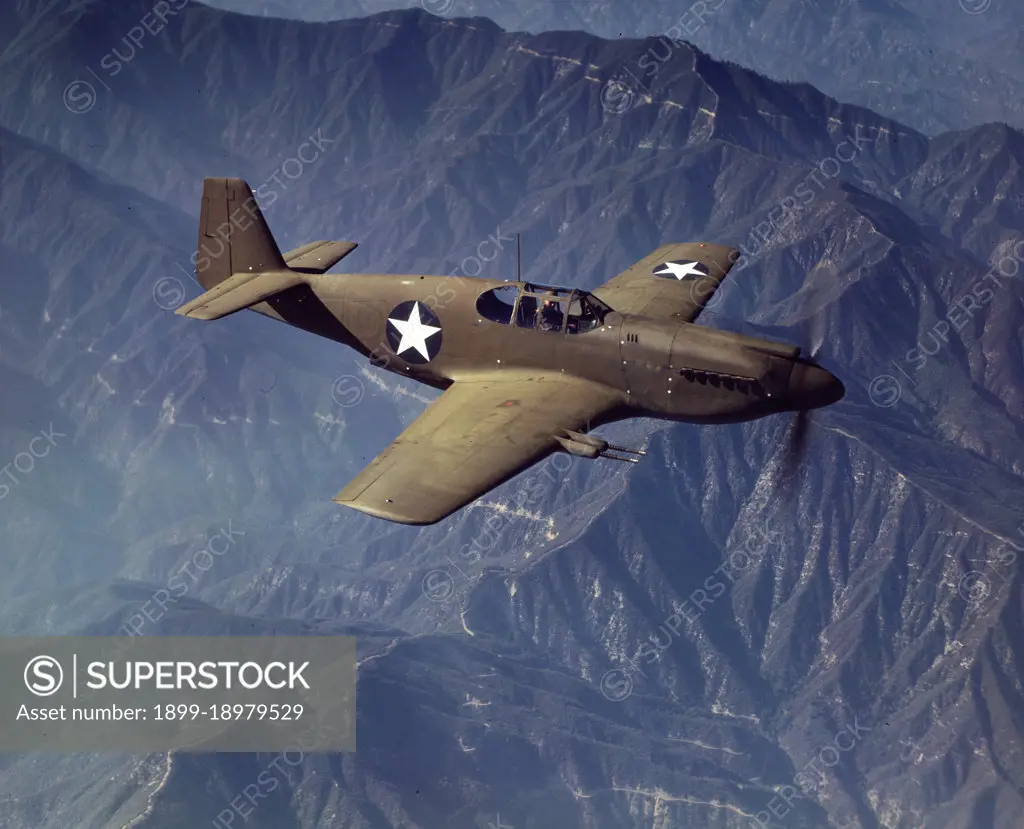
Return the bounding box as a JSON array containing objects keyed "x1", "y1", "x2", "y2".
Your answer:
[
  {"x1": 334, "y1": 373, "x2": 623, "y2": 524},
  {"x1": 592, "y1": 243, "x2": 740, "y2": 323}
]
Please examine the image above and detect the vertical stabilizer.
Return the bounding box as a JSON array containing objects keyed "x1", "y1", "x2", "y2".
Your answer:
[{"x1": 193, "y1": 177, "x2": 287, "y2": 289}]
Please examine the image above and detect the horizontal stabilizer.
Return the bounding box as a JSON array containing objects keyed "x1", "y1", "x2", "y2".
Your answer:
[
  {"x1": 175, "y1": 270, "x2": 303, "y2": 320},
  {"x1": 284, "y1": 240, "x2": 357, "y2": 273}
]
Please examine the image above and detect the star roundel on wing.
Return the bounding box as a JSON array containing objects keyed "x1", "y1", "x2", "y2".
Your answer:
[
  {"x1": 652, "y1": 260, "x2": 710, "y2": 280},
  {"x1": 386, "y1": 301, "x2": 443, "y2": 364}
]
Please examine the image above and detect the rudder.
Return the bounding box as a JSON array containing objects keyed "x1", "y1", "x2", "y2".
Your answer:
[{"x1": 193, "y1": 178, "x2": 287, "y2": 289}]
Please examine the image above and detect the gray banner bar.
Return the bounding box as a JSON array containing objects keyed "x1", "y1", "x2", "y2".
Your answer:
[{"x1": 0, "y1": 637, "x2": 355, "y2": 752}]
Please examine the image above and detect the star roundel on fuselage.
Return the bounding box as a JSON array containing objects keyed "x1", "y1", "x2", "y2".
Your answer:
[
  {"x1": 652, "y1": 260, "x2": 710, "y2": 280},
  {"x1": 386, "y1": 300, "x2": 443, "y2": 364}
]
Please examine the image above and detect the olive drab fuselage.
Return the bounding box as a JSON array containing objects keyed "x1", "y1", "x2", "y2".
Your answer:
[{"x1": 254, "y1": 273, "x2": 818, "y2": 425}]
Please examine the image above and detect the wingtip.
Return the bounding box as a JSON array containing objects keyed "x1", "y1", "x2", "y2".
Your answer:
[{"x1": 333, "y1": 496, "x2": 438, "y2": 526}]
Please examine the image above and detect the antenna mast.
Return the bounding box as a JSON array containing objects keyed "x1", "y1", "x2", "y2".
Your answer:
[{"x1": 516, "y1": 233, "x2": 521, "y2": 282}]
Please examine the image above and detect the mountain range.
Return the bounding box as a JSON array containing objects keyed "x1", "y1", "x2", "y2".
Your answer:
[
  {"x1": 0, "y1": 0, "x2": 1023, "y2": 827},
  {"x1": 199, "y1": 0, "x2": 1024, "y2": 135}
]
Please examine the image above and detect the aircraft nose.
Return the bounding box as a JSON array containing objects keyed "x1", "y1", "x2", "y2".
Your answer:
[{"x1": 788, "y1": 361, "x2": 844, "y2": 409}]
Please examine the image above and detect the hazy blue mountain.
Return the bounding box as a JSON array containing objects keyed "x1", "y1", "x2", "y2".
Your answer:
[
  {"x1": 197, "y1": 0, "x2": 1024, "y2": 135},
  {"x1": 1, "y1": 1, "x2": 1023, "y2": 827}
]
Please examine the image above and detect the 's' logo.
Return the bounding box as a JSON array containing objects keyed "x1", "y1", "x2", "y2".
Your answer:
[{"x1": 24, "y1": 655, "x2": 63, "y2": 697}]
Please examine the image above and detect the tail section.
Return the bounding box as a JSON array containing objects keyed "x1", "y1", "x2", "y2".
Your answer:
[
  {"x1": 193, "y1": 177, "x2": 288, "y2": 289},
  {"x1": 178, "y1": 177, "x2": 358, "y2": 321},
  {"x1": 282, "y1": 240, "x2": 358, "y2": 273},
  {"x1": 175, "y1": 269, "x2": 304, "y2": 320}
]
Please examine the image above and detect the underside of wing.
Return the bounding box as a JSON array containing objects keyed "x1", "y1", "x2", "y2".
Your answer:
[
  {"x1": 592, "y1": 243, "x2": 739, "y2": 323},
  {"x1": 334, "y1": 373, "x2": 623, "y2": 525}
]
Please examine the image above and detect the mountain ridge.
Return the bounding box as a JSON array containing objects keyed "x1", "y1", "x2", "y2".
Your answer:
[
  {"x1": 195, "y1": 0, "x2": 1024, "y2": 134},
  {"x1": 0, "y1": 2, "x2": 1022, "y2": 827}
]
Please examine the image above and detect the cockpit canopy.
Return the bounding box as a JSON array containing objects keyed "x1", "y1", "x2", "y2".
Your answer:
[{"x1": 475, "y1": 282, "x2": 613, "y2": 334}]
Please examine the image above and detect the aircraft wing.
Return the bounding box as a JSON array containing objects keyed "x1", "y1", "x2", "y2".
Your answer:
[
  {"x1": 334, "y1": 373, "x2": 622, "y2": 525},
  {"x1": 592, "y1": 243, "x2": 739, "y2": 323},
  {"x1": 283, "y1": 240, "x2": 357, "y2": 273}
]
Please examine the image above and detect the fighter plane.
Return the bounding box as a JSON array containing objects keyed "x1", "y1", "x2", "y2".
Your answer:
[{"x1": 176, "y1": 178, "x2": 844, "y2": 525}]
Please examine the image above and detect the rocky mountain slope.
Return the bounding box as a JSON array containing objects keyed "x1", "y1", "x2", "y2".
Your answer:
[
  {"x1": 199, "y1": 0, "x2": 1024, "y2": 135},
  {"x1": 0, "y1": 1, "x2": 1023, "y2": 827}
]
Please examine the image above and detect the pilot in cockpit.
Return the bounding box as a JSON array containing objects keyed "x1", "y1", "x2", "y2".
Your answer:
[{"x1": 537, "y1": 299, "x2": 564, "y2": 332}]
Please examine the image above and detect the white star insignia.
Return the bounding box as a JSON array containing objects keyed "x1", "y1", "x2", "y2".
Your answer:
[
  {"x1": 388, "y1": 302, "x2": 441, "y2": 361},
  {"x1": 654, "y1": 261, "x2": 707, "y2": 279}
]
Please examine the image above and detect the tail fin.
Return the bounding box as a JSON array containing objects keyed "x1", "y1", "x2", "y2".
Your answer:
[
  {"x1": 193, "y1": 177, "x2": 287, "y2": 289},
  {"x1": 178, "y1": 177, "x2": 359, "y2": 321}
]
